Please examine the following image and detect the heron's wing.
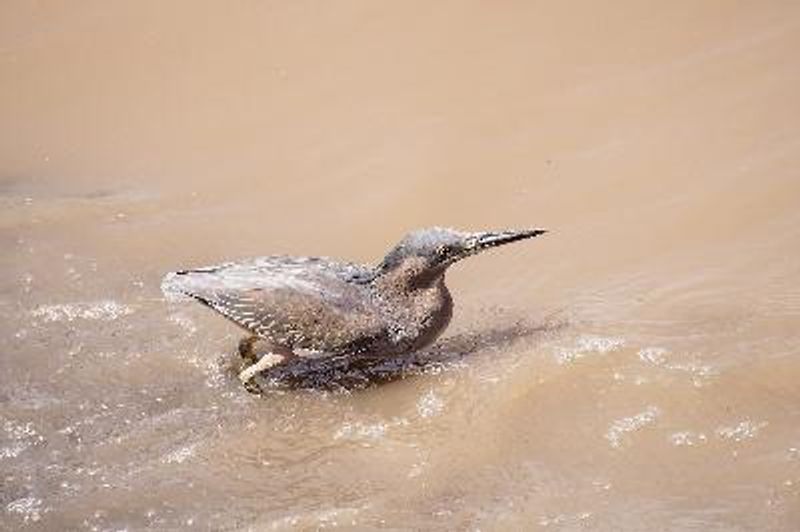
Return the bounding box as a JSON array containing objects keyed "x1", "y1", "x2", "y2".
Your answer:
[{"x1": 162, "y1": 256, "x2": 380, "y2": 349}]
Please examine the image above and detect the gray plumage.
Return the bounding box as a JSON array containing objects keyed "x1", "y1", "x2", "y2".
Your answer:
[{"x1": 162, "y1": 227, "x2": 546, "y2": 369}]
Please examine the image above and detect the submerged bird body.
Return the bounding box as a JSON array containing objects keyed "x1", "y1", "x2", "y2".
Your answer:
[
  {"x1": 163, "y1": 256, "x2": 448, "y2": 358},
  {"x1": 162, "y1": 227, "x2": 545, "y2": 382}
]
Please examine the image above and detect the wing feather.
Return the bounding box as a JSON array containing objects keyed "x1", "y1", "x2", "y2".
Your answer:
[{"x1": 162, "y1": 256, "x2": 381, "y2": 351}]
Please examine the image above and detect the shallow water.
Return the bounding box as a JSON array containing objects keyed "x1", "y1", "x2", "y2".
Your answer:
[{"x1": 2, "y1": 1, "x2": 800, "y2": 530}]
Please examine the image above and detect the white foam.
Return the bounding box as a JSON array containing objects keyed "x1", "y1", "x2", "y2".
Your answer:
[
  {"x1": 333, "y1": 417, "x2": 408, "y2": 441},
  {"x1": 161, "y1": 444, "x2": 197, "y2": 464},
  {"x1": 555, "y1": 335, "x2": 625, "y2": 364},
  {"x1": 334, "y1": 422, "x2": 387, "y2": 441},
  {"x1": 168, "y1": 313, "x2": 197, "y2": 335},
  {"x1": 669, "y1": 430, "x2": 708, "y2": 446},
  {"x1": 716, "y1": 419, "x2": 767, "y2": 442},
  {"x1": 605, "y1": 405, "x2": 661, "y2": 448},
  {"x1": 540, "y1": 511, "x2": 592, "y2": 527},
  {"x1": 6, "y1": 497, "x2": 45, "y2": 523},
  {"x1": 0, "y1": 442, "x2": 29, "y2": 460},
  {"x1": 416, "y1": 390, "x2": 444, "y2": 418},
  {"x1": 31, "y1": 301, "x2": 134, "y2": 322},
  {"x1": 667, "y1": 361, "x2": 717, "y2": 387},
  {"x1": 1, "y1": 420, "x2": 44, "y2": 461},
  {"x1": 637, "y1": 347, "x2": 717, "y2": 386},
  {"x1": 638, "y1": 347, "x2": 668, "y2": 365}
]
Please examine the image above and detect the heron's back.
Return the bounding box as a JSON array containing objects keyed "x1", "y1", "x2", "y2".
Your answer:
[{"x1": 162, "y1": 256, "x2": 385, "y2": 352}]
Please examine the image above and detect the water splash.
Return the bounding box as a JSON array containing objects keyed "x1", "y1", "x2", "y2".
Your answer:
[
  {"x1": 30, "y1": 301, "x2": 134, "y2": 322},
  {"x1": 416, "y1": 390, "x2": 444, "y2": 418},
  {"x1": 555, "y1": 335, "x2": 625, "y2": 364},
  {"x1": 333, "y1": 417, "x2": 409, "y2": 442},
  {"x1": 605, "y1": 406, "x2": 661, "y2": 448},
  {"x1": 669, "y1": 431, "x2": 708, "y2": 446},
  {"x1": 1, "y1": 420, "x2": 45, "y2": 460},
  {"x1": 716, "y1": 420, "x2": 768, "y2": 442},
  {"x1": 637, "y1": 347, "x2": 668, "y2": 365},
  {"x1": 6, "y1": 496, "x2": 46, "y2": 523},
  {"x1": 161, "y1": 444, "x2": 198, "y2": 464}
]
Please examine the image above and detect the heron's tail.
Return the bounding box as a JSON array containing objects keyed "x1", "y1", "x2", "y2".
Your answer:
[{"x1": 160, "y1": 271, "x2": 195, "y2": 301}]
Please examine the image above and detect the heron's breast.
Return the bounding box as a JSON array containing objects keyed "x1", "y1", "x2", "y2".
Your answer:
[{"x1": 413, "y1": 283, "x2": 453, "y2": 349}]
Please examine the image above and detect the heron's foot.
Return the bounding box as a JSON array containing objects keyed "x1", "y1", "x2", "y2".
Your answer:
[{"x1": 238, "y1": 352, "x2": 286, "y2": 385}]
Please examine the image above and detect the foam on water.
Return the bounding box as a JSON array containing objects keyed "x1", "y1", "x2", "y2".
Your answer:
[
  {"x1": 30, "y1": 301, "x2": 134, "y2": 322},
  {"x1": 554, "y1": 335, "x2": 626, "y2": 364},
  {"x1": 161, "y1": 444, "x2": 198, "y2": 464},
  {"x1": 637, "y1": 347, "x2": 668, "y2": 365},
  {"x1": 3, "y1": 2, "x2": 800, "y2": 529},
  {"x1": 636, "y1": 346, "x2": 718, "y2": 386},
  {"x1": 605, "y1": 406, "x2": 661, "y2": 448},
  {"x1": 333, "y1": 417, "x2": 409, "y2": 442},
  {"x1": 669, "y1": 431, "x2": 709, "y2": 447},
  {"x1": 416, "y1": 390, "x2": 445, "y2": 418},
  {"x1": 539, "y1": 511, "x2": 593, "y2": 527},
  {"x1": 716, "y1": 420, "x2": 768, "y2": 442},
  {"x1": 1, "y1": 420, "x2": 45, "y2": 461},
  {"x1": 167, "y1": 313, "x2": 198, "y2": 335},
  {"x1": 5, "y1": 497, "x2": 46, "y2": 524}
]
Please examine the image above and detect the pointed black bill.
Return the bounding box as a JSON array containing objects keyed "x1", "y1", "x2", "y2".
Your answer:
[{"x1": 471, "y1": 228, "x2": 548, "y2": 252}]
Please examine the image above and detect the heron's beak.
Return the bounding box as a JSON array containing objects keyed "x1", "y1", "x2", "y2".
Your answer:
[{"x1": 464, "y1": 228, "x2": 548, "y2": 257}]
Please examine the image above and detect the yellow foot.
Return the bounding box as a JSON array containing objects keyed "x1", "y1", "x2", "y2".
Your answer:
[{"x1": 238, "y1": 353, "x2": 286, "y2": 384}]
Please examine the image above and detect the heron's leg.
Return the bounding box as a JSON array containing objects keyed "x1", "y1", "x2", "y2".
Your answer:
[{"x1": 238, "y1": 352, "x2": 287, "y2": 384}]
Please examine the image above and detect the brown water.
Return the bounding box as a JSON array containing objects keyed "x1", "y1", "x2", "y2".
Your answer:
[{"x1": 2, "y1": 1, "x2": 800, "y2": 530}]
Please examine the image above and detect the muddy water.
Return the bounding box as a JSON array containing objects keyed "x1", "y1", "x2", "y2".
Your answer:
[{"x1": 2, "y1": 1, "x2": 800, "y2": 529}]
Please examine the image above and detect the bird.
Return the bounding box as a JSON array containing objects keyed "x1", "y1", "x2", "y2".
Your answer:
[{"x1": 161, "y1": 227, "x2": 547, "y2": 386}]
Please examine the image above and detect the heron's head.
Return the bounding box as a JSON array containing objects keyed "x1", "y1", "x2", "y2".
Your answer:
[{"x1": 376, "y1": 227, "x2": 547, "y2": 288}]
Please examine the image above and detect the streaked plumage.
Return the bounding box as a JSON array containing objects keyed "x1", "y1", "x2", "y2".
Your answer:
[{"x1": 162, "y1": 227, "x2": 546, "y2": 384}]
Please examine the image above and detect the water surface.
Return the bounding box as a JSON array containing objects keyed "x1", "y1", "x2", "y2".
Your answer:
[{"x1": 2, "y1": 1, "x2": 799, "y2": 529}]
